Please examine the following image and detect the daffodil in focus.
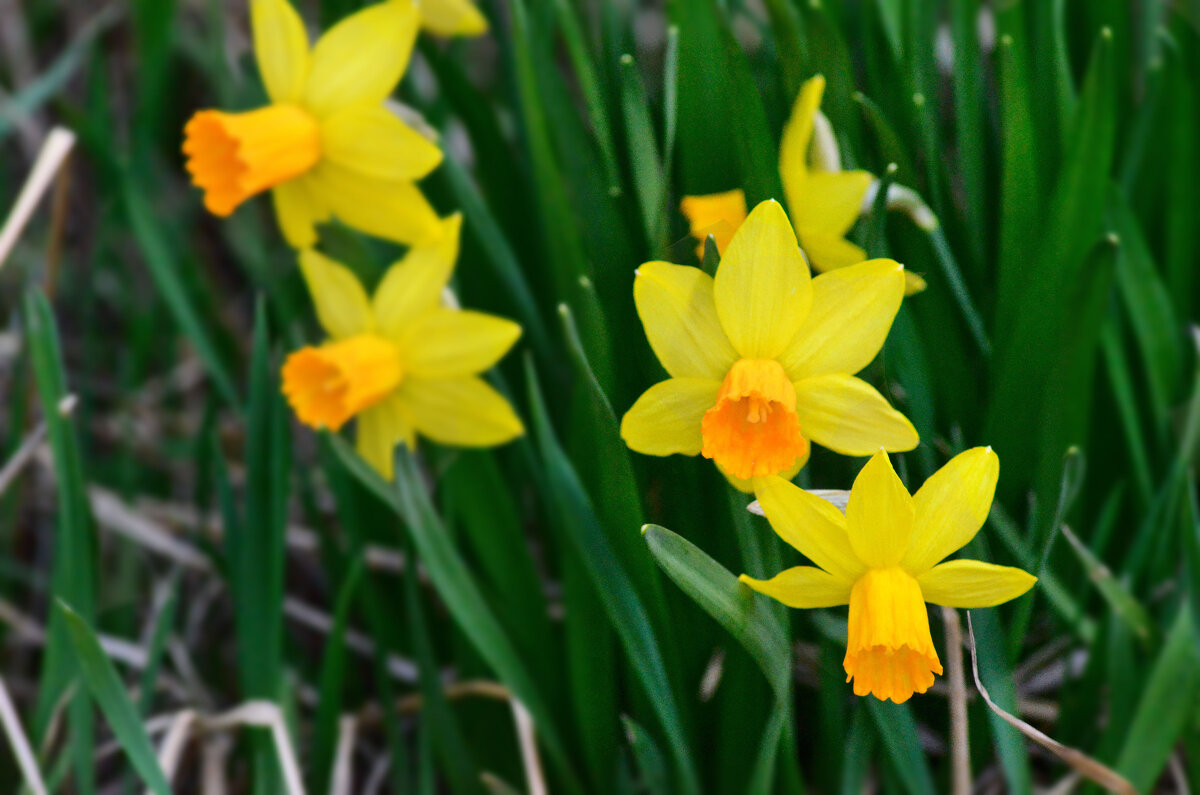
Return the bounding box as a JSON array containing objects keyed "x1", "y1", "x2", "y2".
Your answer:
[
  {"x1": 680, "y1": 75, "x2": 933, "y2": 294},
  {"x1": 620, "y1": 200, "x2": 918, "y2": 492},
  {"x1": 281, "y1": 215, "x2": 524, "y2": 479},
  {"x1": 183, "y1": 0, "x2": 442, "y2": 248},
  {"x1": 420, "y1": 0, "x2": 488, "y2": 36},
  {"x1": 741, "y1": 448, "x2": 1036, "y2": 703}
]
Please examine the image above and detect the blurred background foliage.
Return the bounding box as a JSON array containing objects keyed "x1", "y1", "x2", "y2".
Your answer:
[{"x1": 1, "y1": 0, "x2": 1199, "y2": 792}]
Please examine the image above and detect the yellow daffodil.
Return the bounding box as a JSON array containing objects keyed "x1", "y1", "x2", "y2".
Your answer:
[
  {"x1": 281, "y1": 215, "x2": 524, "y2": 479},
  {"x1": 780, "y1": 75, "x2": 928, "y2": 294},
  {"x1": 620, "y1": 199, "x2": 918, "y2": 492},
  {"x1": 421, "y1": 0, "x2": 488, "y2": 36},
  {"x1": 183, "y1": 0, "x2": 442, "y2": 249},
  {"x1": 741, "y1": 448, "x2": 1036, "y2": 703},
  {"x1": 680, "y1": 75, "x2": 932, "y2": 294}
]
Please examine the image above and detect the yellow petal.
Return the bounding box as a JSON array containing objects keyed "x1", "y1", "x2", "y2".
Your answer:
[
  {"x1": 902, "y1": 447, "x2": 999, "y2": 574},
  {"x1": 305, "y1": 0, "x2": 419, "y2": 117},
  {"x1": 739, "y1": 566, "x2": 851, "y2": 608},
  {"x1": 845, "y1": 450, "x2": 914, "y2": 568},
  {"x1": 778, "y1": 75, "x2": 824, "y2": 204},
  {"x1": 713, "y1": 199, "x2": 812, "y2": 359},
  {"x1": 754, "y1": 476, "x2": 864, "y2": 583},
  {"x1": 904, "y1": 270, "x2": 927, "y2": 295},
  {"x1": 402, "y1": 309, "x2": 521, "y2": 378},
  {"x1": 297, "y1": 249, "x2": 373, "y2": 339},
  {"x1": 777, "y1": 258, "x2": 906, "y2": 380},
  {"x1": 400, "y1": 375, "x2": 524, "y2": 447},
  {"x1": 620, "y1": 378, "x2": 720, "y2": 457},
  {"x1": 917, "y1": 559, "x2": 1036, "y2": 608},
  {"x1": 311, "y1": 161, "x2": 441, "y2": 247},
  {"x1": 633, "y1": 261, "x2": 738, "y2": 380},
  {"x1": 271, "y1": 178, "x2": 326, "y2": 248},
  {"x1": 793, "y1": 171, "x2": 873, "y2": 238},
  {"x1": 373, "y1": 214, "x2": 461, "y2": 337},
  {"x1": 420, "y1": 0, "x2": 489, "y2": 36},
  {"x1": 355, "y1": 394, "x2": 415, "y2": 480},
  {"x1": 251, "y1": 0, "x2": 310, "y2": 103},
  {"x1": 798, "y1": 232, "x2": 868, "y2": 275},
  {"x1": 792, "y1": 374, "x2": 918, "y2": 455},
  {"x1": 320, "y1": 103, "x2": 442, "y2": 181}
]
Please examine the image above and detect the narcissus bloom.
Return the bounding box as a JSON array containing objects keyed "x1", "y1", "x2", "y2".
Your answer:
[
  {"x1": 681, "y1": 76, "x2": 932, "y2": 295},
  {"x1": 741, "y1": 448, "x2": 1036, "y2": 703},
  {"x1": 780, "y1": 75, "x2": 928, "y2": 294},
  {"x1": 183, "y1": 0, "x2": 442, "y2": 248},
  {"x1": 620, "y1": 200, "x2": 918, "y2": 491},
  {"x1": 281, "y1": 215, "x2": 524, "y2": 479},
  {"x1": 421, "y1": 0, "x2": 488, "y2": 36}
]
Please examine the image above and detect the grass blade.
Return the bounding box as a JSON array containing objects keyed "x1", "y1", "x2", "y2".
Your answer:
[
  {"x1": 327, "y1": 435, "x2": 577, "y2": 790},
  {"x1": 24, "y1": 288, "x2": 96, "y2": 792},
  {"x1": 122, "y1": 179, "x2": 238, "y2": 407},
  {"x1": 525, "y1": 359, "x2": 699, "y2": 795},
  {"x1": 57, "y1": 602, "x2": 171, "y2": 795},
  {"x1": 640, "y1": 522, "x2": 794, "y2": 790},
  {"x1": 865, "y1": 699, "x2": 936, "y2": 795},
  {"x1": 642, "y1": 524, "x2": 789, "y2": 692}
]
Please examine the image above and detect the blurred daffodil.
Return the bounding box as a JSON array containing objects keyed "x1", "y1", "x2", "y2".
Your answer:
[
  {"x1": 679, "y1": 190, "x2": 746, "y2": 260},
  {"x1": 421, "y1": 0, "x2": 488, "y2": 36},
  {"x1": 741, "y1": 448, "x2": 1036, "y2": 703},
  {"x1": 183, "y1": 0, "x2": 442, "y2": 248},
  {"x1": 282, "y1": 215, "x2": 524, "y2": 479},
  {"x1": 680, "y1": 75, "x2": 934, "y2": 295},
  {"x1": 621, "y1": 200, "x2": 918, "y2": 492},
  {"x1": 780, "y1": 75, "x2": 931, "y2": 294}
]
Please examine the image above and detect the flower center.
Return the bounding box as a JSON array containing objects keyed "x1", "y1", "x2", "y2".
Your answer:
[
  {"x1": 281, "y1": 334, "x2": 403, "y2": 432},
  {"x1": 183, "y1": 104, "x2": 321, "y2": 216},
  {"x1": 700, "y1": 359, "x2": 808, "y2": 481},
  {"x1": 843, "y1": 567, "x2": 942, "y2": 703}
]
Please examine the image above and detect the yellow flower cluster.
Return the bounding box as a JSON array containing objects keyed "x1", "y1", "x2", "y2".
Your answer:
[
  {"x1": 183, "y1": 2, "x2": 1034, "y2": 707},
  {"x1": 184, "y1": 0, "x2": 519, "y2": 478},
  {"x1": 623, "y1": 195, "x2": 1034, "y2": 700}
]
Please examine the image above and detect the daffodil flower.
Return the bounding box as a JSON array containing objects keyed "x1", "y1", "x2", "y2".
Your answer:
[
  {"x1": 679, "y1": 189, "x2": 746, "y2": 260},
  {"x1": 183, "y1": 0, "x2": 442, "y2": 249},
  {"x1": 620, "y1": 200, "x2": 918, "y2": 492},
  {"x1": 281, "y1": 215, "x2": 524, "y2": 479},
  {"x1": 779, "y1": 75, "x2": 929, "y2": 294},
  {"x1": 741, "y1": 448, "x2": 1036, "y2": 703},
  {"x1": 680, "y1": 75, "x2": 933, "y2": 294},
  {"x1": 421, "y1": 0, "x2": 488, "y2": 36}
]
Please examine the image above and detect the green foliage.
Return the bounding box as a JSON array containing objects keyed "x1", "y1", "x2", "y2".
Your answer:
[
  {"x1": 1, "y1": 0, "x2": 1198, "y2": 792},
  {"x1": 58, "y1": 602, "x2": 172, "y2": 795}
]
